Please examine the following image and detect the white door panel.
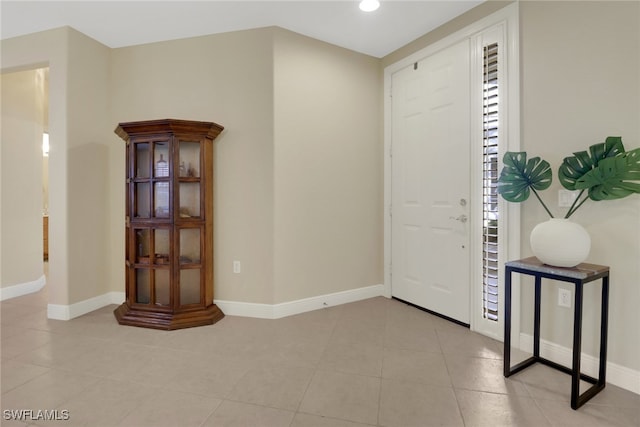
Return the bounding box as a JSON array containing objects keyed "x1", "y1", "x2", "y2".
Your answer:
[{"x1": 391, "y1": 40, "x2": 470, "y2": 324}]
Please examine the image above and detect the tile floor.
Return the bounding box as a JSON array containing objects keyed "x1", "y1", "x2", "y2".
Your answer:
[{"x1": 1, "y1": 287, "x2": 639, "y2": 427}]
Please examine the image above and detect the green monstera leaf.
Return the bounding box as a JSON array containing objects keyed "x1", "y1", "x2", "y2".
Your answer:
[
  {"x1": 497, "y1": 137, "x2": 639, "y2": 219},
  {"x1": 498, "y1": 152, "x2": 553, "y2": 202},
  {"x1": 575, "y1": 147, "x2": 640, "y2": 201},
  {"x1": 558, "y1": 136, "x2": 625, "y2": 191},
  {"x1": 498, "y1": 152, "x2": 553, "y2": 216}
]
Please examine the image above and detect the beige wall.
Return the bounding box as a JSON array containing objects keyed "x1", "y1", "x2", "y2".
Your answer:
[
  {"x1": 1, "y1": 69, "x2": 45, "y2": 287},
  {"x1": 110, "y1": 28, "x2": 277, "y2": 304},
  {"x1": 519, "y1": 0, "x2": 640, "y2": 371},
  {"x1": 272, "y1": 28, "x2": 382, "y2": 303},
  {"x1": 1, "y1": 27, "x2": 111, "y2": 305},
  {"x1": 65, "y1": 29, "x2": 112, "y2": 303},
  {"x1": 110, "y1": 27, "x2": 383, "y2": 305},
  {"x1": 2, "y1": 25, "x2": 382, "y2": 309}
]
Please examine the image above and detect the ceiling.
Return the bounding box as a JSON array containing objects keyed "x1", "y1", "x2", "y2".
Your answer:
[{"x1": 0, "y1": 1, "x2": 483, "y2": 58}]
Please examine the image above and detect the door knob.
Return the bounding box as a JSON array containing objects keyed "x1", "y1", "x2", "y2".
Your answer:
[{"x1": 449, "y1": 214, "x2": 468, "y2": 223}]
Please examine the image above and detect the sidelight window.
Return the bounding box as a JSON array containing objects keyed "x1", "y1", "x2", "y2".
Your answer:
[{"x1": 482, "y1": 42, "x2": 499, "y2": 321}]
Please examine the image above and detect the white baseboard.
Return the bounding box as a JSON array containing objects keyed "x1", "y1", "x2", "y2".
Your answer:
[
  {"x1": 519, "y1": 333, "x2": 640, "y2": 395},
  {"x1": 48, "y1": 291, "x2": 124, "y2": 320},
  {"x1": 0, "y1": 275, "x2": 46, "y2": 301},
  {"x1": 45, "y1": 284, "x2": 386, "y2": 321},
  {"x1": 215, "y1": 284, "x2": 386, "y2": 319},
  {"x1": 211, "y1": 300, "x2": 273, "y2": 319}
]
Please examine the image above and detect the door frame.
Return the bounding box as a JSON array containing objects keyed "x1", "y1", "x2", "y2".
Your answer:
[{"x1": 383, "y1": 3, "x2": 521, "y2": 341}]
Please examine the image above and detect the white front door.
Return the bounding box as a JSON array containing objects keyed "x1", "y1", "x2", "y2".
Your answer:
[{"x1": 391, "y1": 40, "x2": 471, "y2": 324}]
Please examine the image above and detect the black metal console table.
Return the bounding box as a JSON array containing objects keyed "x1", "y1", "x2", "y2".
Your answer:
[{"x1": 503, "y1": 257, "x2": 609, "y2": 409}]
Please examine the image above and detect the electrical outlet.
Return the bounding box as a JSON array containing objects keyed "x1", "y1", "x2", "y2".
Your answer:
[
  {"x1": 233, "y1": 261, "x2": 241, "y2": 274},
  {"x1": 558, "y1": 288, "x2": 572, "y2": 308}
]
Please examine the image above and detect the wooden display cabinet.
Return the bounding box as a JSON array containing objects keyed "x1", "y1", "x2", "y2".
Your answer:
[{"x1": 113, "y1": 119, "x2": 225, "y2": 330}]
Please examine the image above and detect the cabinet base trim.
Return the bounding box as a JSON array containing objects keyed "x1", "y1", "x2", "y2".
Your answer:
[{"x1": 114, "y1": 302, "x2": 225, "y2": 330}]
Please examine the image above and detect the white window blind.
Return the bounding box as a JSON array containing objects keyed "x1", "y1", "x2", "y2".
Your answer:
[{"x1": 482, "y1": 42, "x2": 499, "y2": 321}]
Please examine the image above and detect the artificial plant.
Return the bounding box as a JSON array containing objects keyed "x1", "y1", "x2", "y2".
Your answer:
[{"x1": 497, "y1": 136, "x2": 640, "y2": 219}]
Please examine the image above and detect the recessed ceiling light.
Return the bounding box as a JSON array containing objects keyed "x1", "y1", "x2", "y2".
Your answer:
[{"x1": 359, "y1": 0, "x2": 380, "y2": 12}]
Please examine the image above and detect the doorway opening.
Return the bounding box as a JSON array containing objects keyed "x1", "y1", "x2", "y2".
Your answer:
[
  {"x1": 40, "y1": 67, "x2": 50, "y2": 304},
  {"x1": 0, "y1": 66, "x2": 50, "y2": 303},
  {"x1": 42, "y1": 68, "x2": 50, "y2": 286}
]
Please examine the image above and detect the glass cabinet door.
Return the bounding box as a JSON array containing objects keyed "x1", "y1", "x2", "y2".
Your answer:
[
  {"x1": 178, "y1": 226, "x2": 202, "y2": 306},
  {"x1": 133, "y1": 141, "x2": 172, "y2": 219},
  {"x1": 132, "y1": 142, "x2": 152, "y2": 219},
  {"x1": 132, "y1": 227, "x2": 172, "y2": 265},
  {"x1": 180, "y1": 269, "x2": 201, "y2": 305},
  {"x1": 135, "y1": 143, "x2": 150, "y2": 178},
  {"x1": 131, "y1": 227, "x2": 172, "y2": 308},
  {"x1": 131, "y1": 267, "x2": 171, "y2": 307},
  {"x1": 179, "y1": 183, "x2": 200, "y2": 219},
  {"x1": 152, "y1": 141, "x2": 170, "y2": 219},
  {"x1": 177, "y1": 141, "x2": 202, "y2": 219},
  {"x1": 178, "y1": 141, "x2": 200, "y2": 177},
  {"x1": 179, "y1": 228, "x2": 201, "y2": 264},
  {"x1": 154, "y1": 228, "x2": 170, "y2": 265},
  {"x1": 135, "y1": 228, "x2": 151, "y2": 264},
  {"x1": 154, "y1": 182, "x2": 170, "y2": 218},
  {"x1": 154, "y1": 142, "x2": 170, "y2": 178},
  {"x1": 155, "y1": 270, "x2": 170, "y2": 306},
  {"x1": 135, "y1": 269, "x2": 150, "y2": 304},
  {"x1": 134, "y1": 183, "x2": 151, "y2": 218}
]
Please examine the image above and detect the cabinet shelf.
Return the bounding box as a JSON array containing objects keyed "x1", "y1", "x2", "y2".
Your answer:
[{"x1": 114, "y1": 119, "x2": 225, "y2": 330}]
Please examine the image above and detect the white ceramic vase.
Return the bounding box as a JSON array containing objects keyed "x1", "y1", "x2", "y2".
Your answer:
[{"x1": 529, "y1": 218, "x2": 591, "y2": 267}]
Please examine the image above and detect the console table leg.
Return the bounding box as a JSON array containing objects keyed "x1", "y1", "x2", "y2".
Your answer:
[
  {"x1": 504, "y1": 268, "x2": 513, "y2": 377},
  {"x1": 533, "y1": 276, "x2": 542, "y2": 358},
  {"x1": 571, "y1": 281, "x2": 584, "y2": 409},
  {"x1": 599, "y1": 276, "x2": 609, "y2": 385}
]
